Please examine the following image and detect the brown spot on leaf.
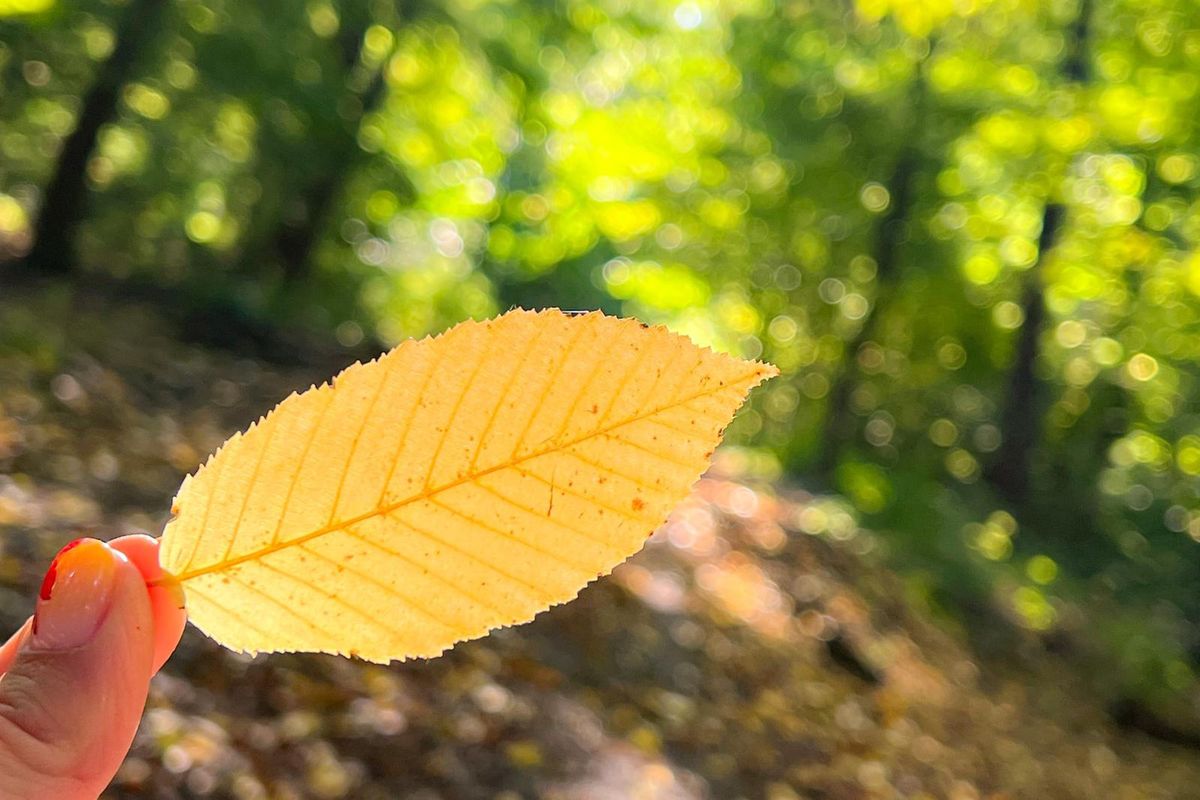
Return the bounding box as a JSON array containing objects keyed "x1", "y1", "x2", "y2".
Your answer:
[{"x1": 632, "y1": 497, "x2": 646, "y2": 511}]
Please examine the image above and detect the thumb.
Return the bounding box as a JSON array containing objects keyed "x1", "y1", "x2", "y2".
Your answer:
[{"x1": 0, "y1": 539, "x2": 155, "y2": 800}]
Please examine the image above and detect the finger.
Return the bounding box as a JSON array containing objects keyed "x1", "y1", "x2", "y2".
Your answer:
[
  {"x1": 0, "y1": 618, "x2": 31, "y2": 677},
  {"x1": 109, "y1": 533, "x2": 187, "y2": 674},
  {"x1": 0, "y1": 539, "x2": 155, "y2": 800}
]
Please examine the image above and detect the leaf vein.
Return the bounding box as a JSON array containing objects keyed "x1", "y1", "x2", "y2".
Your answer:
[
  {"x1": 169, "y1": 368, "x2": 765, "y2": 583},
  {"x1": 178, "y1": 448, "x2": 228, "y2": 575},
  {"x1": 263, "y1": 390, "x2": 336, "y2": 552},
  {"x1": 339, "y1": 525, "x2": 509, "y2": 617},
  {"x1": 374, "y1": 346, "x2": 441, "y2": 506},
  {"x1": 595, "y1": 431, "x2": 701, "y2": 471},
  {"x1": 297, "y1": 543, "x2": 465, "y2": 636},
  {"x1": 228, "y1": 572, "x2": 344, "y2": 643},
  {"x1": 218, "y1": 416, "x2": 281, "y2": 568},
  {"x1": 395, "y1": 510, "x2": 554, "y2": 602},
  {"x1": 555, "y1": 448, "x2": 686, "y2": 497},
  {"x1": 424, "y1": 334, "x2": 491, "y2": 492},
  {"x1": 506, "y1": 319, "x2": 589, "y2": 461},
  {"x1": 467, "y1": 317, "x2": 546, "y2": 472},
  {"x1": 471, "y1": 480, "x2": 616, "y2": 550},
  {"x1": 185, "y1": 583, "x2": 277, "y2": 645},
  {"x1": 427, "y1": 496, "x2": 595, "y2": 574},
  {"x1": 326, "y1": 360, "x2": 392, "y2": 526},
  {"x1": 511, "y1": 466, "x2": 649, "y2": 523},
  {"x1": 256, "y1": 558, "x2": 399, "y2": 642}
]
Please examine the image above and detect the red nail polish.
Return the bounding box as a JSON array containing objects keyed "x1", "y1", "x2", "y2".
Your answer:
[
  {"x1": 30, "y1": 539, "x2": 120, "y2": 651},
  {"x1": 38, "y1": 538, "x2": 85, "y2": 601}
]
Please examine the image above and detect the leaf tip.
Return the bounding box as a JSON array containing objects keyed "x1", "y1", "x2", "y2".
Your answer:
[{"x1": 756, "y1": 360, "x2": 781, "y2": 380}]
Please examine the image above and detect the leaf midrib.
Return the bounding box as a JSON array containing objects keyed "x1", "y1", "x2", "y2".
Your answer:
[{"x1": 166, "y1": 369, "x2": 767, "y2": 584}]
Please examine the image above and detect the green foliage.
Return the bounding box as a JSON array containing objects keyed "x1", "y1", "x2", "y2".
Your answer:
[{"x1": 5, "y1": 0, "x2": 1200, "y2": 708}]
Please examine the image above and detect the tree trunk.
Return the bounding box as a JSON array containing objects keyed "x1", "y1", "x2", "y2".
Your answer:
[
  {"x1": 816, "y1": 63, "x2": 927, "y2": 474},
  {"x1": 24, "y1": 0, "x2": 166, "y2": 275},
  {"x1": 985, "y1": 202, "x2": 1065, "y2": 501},
  {"x1": 255, "y1": 2, "x2": 407, "y2": 285},
  {"x1": 985, "y1": 0, "x2": 1091, "y2": 502},
  {"x1": 273, "y1": 66, "x2": 390, "y2": 283}
]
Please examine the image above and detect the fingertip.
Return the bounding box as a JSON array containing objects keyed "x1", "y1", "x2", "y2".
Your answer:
[
  {"x1": 31, "y1": 539, "x2": 124, "y2": 651},
  {"x1": 109, "y1": 534, "x2": 187, "y2": 675},
  {"x1": 107, "y1": 533, "x2": 164, "y2": 581}
]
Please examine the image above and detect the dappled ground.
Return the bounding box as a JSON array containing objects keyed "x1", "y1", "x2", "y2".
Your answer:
[{"x1": 1, "y1": 286, "x2": 1199, "y2": 800}]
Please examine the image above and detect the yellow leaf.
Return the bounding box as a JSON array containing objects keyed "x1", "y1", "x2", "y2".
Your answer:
[{"x1": 159, "y1": 309, "x2": 776, "y2": 661}]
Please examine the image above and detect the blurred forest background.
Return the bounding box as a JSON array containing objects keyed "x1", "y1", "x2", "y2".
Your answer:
[{"x1": 5, "y1": 0, "x2": 1200, "y2": 771}]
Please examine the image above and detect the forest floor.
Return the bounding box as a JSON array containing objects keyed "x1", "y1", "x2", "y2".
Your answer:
[{"x1": 1, "y1": 285, "x2": 1199, "y2": 799}]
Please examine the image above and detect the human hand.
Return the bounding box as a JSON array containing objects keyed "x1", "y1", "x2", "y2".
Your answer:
[{"x1": 0, "y1": 535, "x2": 187, "y2": 799}]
